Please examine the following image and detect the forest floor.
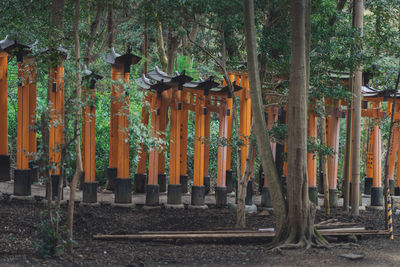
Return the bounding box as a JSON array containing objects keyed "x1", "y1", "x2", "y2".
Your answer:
[{"x1": 0, "y1": 192, "x2": 399, "y2": 266}]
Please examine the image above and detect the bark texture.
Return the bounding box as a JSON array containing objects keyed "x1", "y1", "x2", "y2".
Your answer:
[
  {"x1": 285, "y1": 0, "x2": 314, "y2": 244},
  {"x1": 350, "y1": 0, "x2": 364, "y2": 217},
  {"x1": 66, "y1": 0, "x2": 83, "y2": 253}
]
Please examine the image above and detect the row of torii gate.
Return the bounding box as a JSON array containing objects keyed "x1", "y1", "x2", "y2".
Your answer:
[{"x1": 0, "y1": 37, "x2": 397, "y2": 208}]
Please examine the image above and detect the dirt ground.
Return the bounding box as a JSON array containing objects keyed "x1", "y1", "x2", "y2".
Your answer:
[{"x1": 0, "y1": 193, "x2": 399, "y2": 267}]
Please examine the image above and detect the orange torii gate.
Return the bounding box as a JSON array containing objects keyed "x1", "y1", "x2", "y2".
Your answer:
[
  {"x1": 135, "y1": 68, "x2": 242, "y2": 207},
  {"x1": 0, "y1": 39, "x2": 38, "y2": 196},
  {"x1": 81, "y1": 69, "x2": 102, "y2": 204},
  {"x1": 361, "y1": 87, "x2": 389, "y2": 206},
  {"x1": 106, "y1": 48, "x2": 141, "y2": 205}
]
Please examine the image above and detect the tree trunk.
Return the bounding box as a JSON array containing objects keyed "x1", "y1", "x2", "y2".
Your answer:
[
  {"x1": 320, "y1": 99, "x2": 330, "y2": 215},
  {"x1": 84, "y1": 1, "x2": 104, "y2": 65},
  {"x1": 243, "y1": 0, "x2": 288, "y2": 238},
  {"x1": 167, "y1": 31, "x2": 179, "y2": 74},
  {"x1": 350, "y1": 0, "x2": 364, "y2": 217},
  {"x1": 66, "y1": 0, "x2": 83, "y2": 253},
  {"x1": 285, "y1": 0, "x2": 315, "y2": 245},
  {"x1": 155, "y1": 21, "x2": 168, "y2": 72},
  {"x1": 236, "y1": 121, "x2": 255, "y2": 228},
  {"x1": 342, "y1": 97, "x2": 352, "y2": 212},
  {"x1": 50, "y1": 0, "x2": 65, "y2": 44},
  {"x1": 107, "y1": 0, "x2": 114, "y2": 48}
]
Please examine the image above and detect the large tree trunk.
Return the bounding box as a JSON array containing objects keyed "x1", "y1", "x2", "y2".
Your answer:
[
  {"x1": 243, "y1": 0, "x2": 288, "y2": 238},
  {"x1": 285, "y1": 0, "x2": 315, "y2": 245},
  {"x1": 66, "y1": 0, "x2": 83, "y2": 253},
  {"x1": 350, "y1": 0, "x2": 364, "y2": 217}
]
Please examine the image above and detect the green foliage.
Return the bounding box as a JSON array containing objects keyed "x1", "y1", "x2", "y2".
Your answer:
[{"x1": 35, "y1": 212, "x2": 69, "y2": 258}]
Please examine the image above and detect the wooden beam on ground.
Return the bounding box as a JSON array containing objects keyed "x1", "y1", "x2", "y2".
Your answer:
[{"x1": 93, "y1": 229, "x2": 388, "y2": 241}]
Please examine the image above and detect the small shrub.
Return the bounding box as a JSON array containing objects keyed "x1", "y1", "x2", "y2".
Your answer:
[{"x1": 35, "y1": 212, "x2": 67, "y2": 258}]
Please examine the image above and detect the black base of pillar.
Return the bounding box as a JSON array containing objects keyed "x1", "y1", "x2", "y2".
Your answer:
[
  {"x1": 167, "y1": 184, "x2": 182, "y2": 205},
  {"x1": 389, "y1": 180, "x2": 395, "y2": 195},
  {"x1": 180, "y1": 175, "x2": 188, "y2": 193},
  {"x1": 46, "y1": 175, "x2": 63, "y2": 200},
  {"x1": 14, "y1": 169, "x2": 31, "y2": 196},
  {"x1": 114, "y1": 178, "x2": 132, "y2": 204},
  {"x1": 364, "y1": 177, "x2": 372, "y2": 195},
  {"x1": 261, "y1": 187, "x2": 272, "y2": 208},
  {"x1": 79, "y1": 171, "x2": 85, "y2": 190},
  {"x1": 309, "y1": 187, "x2": 318, "y2": 205},
  {"x1": 191, "y1": 186, "x2": 205, "y2": 206},
  {"x1": 318, "y1": 171, "x2": 324, "y2": 194},
  {"x1": 245, "y1": 179, "x2": 253, "y2": 205},
  {"x1": 215, "y1": 186, "x2": 227, "y2": 207},
  {"x1": 0, "y1": 155, "x2": 11, "y2": 181},
  {"x1": 226, "y1": 170, "x2": 233, "y2": 193},
  {"x1": 395, "y1": 187, "x2": 400, "y2": 196},
  {"x1": 204, "y1": 176, "x2": 210, "y2": 195},
  {"x1": 371, "y1": 187, "x2": 383, "y2": 206},
  {"x1": 83, "y1": 182, "x2": 98, "y2": 203},
  {"x1": 329, "y1": 189, "x2": 338, "y2": 208},
  {"x1": 158, "y1": 173, "x2": 167, "y2": 193},
  {"x1": 134, "y1": 173, "x2": 147, "y2": 193},
  {"x1": 146, "y1": 184, "x2": 159, "y2": 206},
  {"x1": 106, "y1": 167, "x2": 117, "y2": 191},
  {"x1": 29, "y1": 161, "x2": 39, "y2": 184}
]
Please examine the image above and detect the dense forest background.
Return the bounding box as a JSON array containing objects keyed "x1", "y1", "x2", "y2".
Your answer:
[{"x1": 1, "y1": 0, "x2": 400, "y2": 191}]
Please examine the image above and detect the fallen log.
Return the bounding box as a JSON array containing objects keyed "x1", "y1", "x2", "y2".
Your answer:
[{"x1": 93, "y1": 229, "x2": 388, "y2": 241}]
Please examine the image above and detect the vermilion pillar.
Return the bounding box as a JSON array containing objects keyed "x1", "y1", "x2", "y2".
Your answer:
[
  {"x1": 48, "y1": 64, "x2": 65, "y2": 200},
  {"x1": 179, "y1": 91, "x2": 189, "y2": 193},
  {"x1": 107, "y1": 64, "x2": 123, "y2": 190},
  {"x1": 134, "y1": 94, "x2": 150, "y2": 193},
  {"x1": 14, "y1": 56, "x2": 34, "y2": 196},
  {"x1": 240, "y1": 74, "x2": 253, "y2": 205},
  {"x1": 216, "y1": 99, "x2": 228, "y2": 207},
  {"x1": 82, "y1": 79, "x2": 98, "y2": 203},
  {"x1": 307, "y1": 109, "x2": 318, "y2": 204},
  {"x1": 116, "y1": 72, "x2": 130, "y2": 179},
  {"x1": 146, "y1": 93, "x2": 161, "y2": 206},
  {"x1": 371, "y1": 102, "x2": 383, "y2": 206},
  {"x1": 192, "y1": 91, "x2": 206, "y2": 206},
  {"x1": 28, "y1": 61, "x2": 38, "y2": 183},
  {"x1": 365, "y1": 125, "x2": 374, "y2": 194},
  {"x1": 326, "y1": 100, "x2": 340, "y2": 207},
  {"x1": 395, "y1": 130, "x2": 400, "y2": 195},
  {"x1": 167, "y1": 88, "x2": 183, "y2": 205},
  {"x1": 157, "y1": 92, "x2": 168, "y2": 192},
  {"x1": 203, "y1": 95, "x2": 211, "y2": 194},
  {"x1": 225, "y1": 74, "x2": 234, "y2": 193},
  {"x1": 0, "y1": 52, "x2": 10, "y2": 182},
  {"x1": 114, "y1": 68, "x2": 131, "y2": 204}
]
